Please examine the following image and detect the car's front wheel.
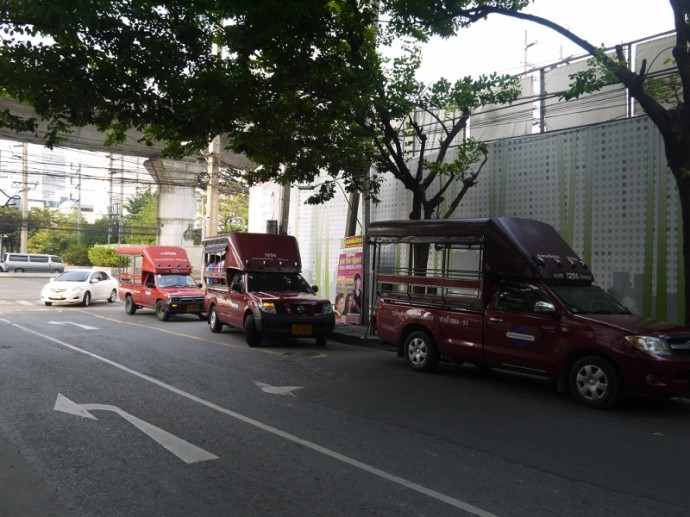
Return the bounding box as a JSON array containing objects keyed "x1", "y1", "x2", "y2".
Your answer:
[
  {"x1": 108, "y1": 289, "x2": 117, "y2": 303},
  {"x1": 569, "y1": 355, "x2": 621, "y2": 409},
  {"x1": 244, "y1": 314, "x2": 261, "y2": 347},
  {"x1": 156, "y1": 300, "x2": 171, "y2": 321},
  {"x1": 208, "y1": 307, "x2": 223, "y2": 333},
  {"x1": 125, "y1": 295, "x2": 137, "y2": 315},
  {"x1": 81, "y1": 291, "x2": 91, "y2": 307},
  {"x1": 13, "y1": 268, "x2": 24, "y2": 273}
]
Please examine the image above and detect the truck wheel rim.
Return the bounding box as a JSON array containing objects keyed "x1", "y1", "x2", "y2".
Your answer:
[
  {"x1": 575, "y1": 364, "x2": 608, "y2": 401},
  {"x1": 408, "y1": 337, "x2": 427, "y2": 366}
]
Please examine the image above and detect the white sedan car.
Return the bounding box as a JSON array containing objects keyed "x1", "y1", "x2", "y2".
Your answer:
[{"x1": 41, "y1": 269, "x2": 119, "y2": 307}]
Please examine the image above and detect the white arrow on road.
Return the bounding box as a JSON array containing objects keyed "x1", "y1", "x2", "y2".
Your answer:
[
  {"x1": 54, "y1": 393, "x2": 218, "y2": 464},
  {"x1": 47, "y1": 321, "x2": 99, "y2": 330},
  {"x1": 254, "y1": 381, "x2": 303, "y2": 396}
]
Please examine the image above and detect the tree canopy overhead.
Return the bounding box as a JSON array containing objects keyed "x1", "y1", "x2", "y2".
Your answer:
[
  {"x1": 1, "y1": 1, "x2": 524, "y2": 204},
  {"x1": 1, "y1": 0, "x2": 381, "y2": 191}
]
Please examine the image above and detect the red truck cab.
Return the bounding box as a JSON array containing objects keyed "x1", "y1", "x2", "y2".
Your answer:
[
  {"x1": 370, "y1": 217, "x2": 690, "y2": 409},
  {"x1": 202, "y1": 232, "x2": 335, "y2": 347},
  {"x1": 116, "y1": 245, "x2": 206, "y2": 321}
]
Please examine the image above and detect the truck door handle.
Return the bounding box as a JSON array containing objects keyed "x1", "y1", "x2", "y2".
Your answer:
[{"x1": 489, "y1": 317, "x2": 503, "y2": 323}]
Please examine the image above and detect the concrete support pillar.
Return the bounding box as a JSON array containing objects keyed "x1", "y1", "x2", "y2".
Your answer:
[{"x1": 144, "y1": 158, "x2": 201, "y2": 247}]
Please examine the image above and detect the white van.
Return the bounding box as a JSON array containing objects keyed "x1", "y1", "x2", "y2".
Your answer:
[{"x1": 1, "y1": 253, "x2": 65, "y2": 273}]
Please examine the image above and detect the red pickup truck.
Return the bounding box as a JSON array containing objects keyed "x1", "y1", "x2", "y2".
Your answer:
[
  {"x1": 370, "y1": 217, "x2": 690, "y2": 409},
  {"x1": 202, "y1": 232, "x2": 335, "y2": 347},
  {"x1": 116, "y1": 245, "x2": 205, "y2": 321}
]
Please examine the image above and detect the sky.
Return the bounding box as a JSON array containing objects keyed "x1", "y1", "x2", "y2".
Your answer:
[{"x1": 413, "y1": 0, "x2": 674, "y2": 83}]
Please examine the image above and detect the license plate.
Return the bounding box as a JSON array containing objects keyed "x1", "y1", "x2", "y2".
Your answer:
[
  {"x1": 187, "y1": 304, "x2": 200, "y2": 312},
  {"x1": 292, "y1": 324, "x2": 312, "y2": 336},
  {"x1": 50, "y1": 296, "x2": 65, "y2": 300}
]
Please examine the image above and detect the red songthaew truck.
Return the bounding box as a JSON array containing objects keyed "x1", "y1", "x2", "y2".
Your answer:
[
  {"x1": 116, "y1": 245, "x2": 205, "y2": 321},
  {"x1": 370, "y1": 217, "x2": 690, "y2": 409},
  {"x1": 202, "y1": 232, "x2": 335, "y2": 347}
]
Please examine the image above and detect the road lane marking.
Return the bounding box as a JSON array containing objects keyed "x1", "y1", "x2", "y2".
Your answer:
[
  {"x1": 48, "y1": 321, "x2": 99, "y2": 330},
  {"x1": 4, "y1": 319, "x2": 496, "y2": 517},
  {"x1": 73, "y1": 310, "x2": 286, "y2": 356},
  {"x1": 54, "y1": 393, "x2": 218, "y2": 463},
  {"x1": 254, "y1": 381, "x2": 302, "y2": 396}
]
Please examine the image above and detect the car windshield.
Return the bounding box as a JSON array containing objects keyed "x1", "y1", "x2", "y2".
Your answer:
[
  {"x1": 55, "y1": 271, "x2": 90, "y2": 282},
  {"x1": 247, "y1": 272, "x2": 312, "y2": 293},
  {"x1": 156, "y1": 274, "x2": 197, "y2": 288},
  {"x1": 549, "y1": 284, "x2": 631, "y2": 315}
]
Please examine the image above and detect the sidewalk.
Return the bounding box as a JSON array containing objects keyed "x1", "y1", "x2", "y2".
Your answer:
[{"x1": 329, "y1": 323, "x2": 395, "y2": 351}]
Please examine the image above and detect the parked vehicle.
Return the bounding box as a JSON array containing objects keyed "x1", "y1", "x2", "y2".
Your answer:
[
  {"x1": 202, "y1": 232, "x2": 335, "y2": 347},
  {"x1": 116, "y1": 245, "x2": 205, "y2": 321},
  {"x1": 2, "y1": 252, "x2": 64, "y2": 273},
  {"x1": 41, "y1": 269, "x2": 118, "y2": 306},
  {"x1": 369, "y1": 217, "x2": 690, "y2": 409}
]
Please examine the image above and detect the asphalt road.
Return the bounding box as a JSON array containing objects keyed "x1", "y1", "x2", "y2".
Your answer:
[{"x1": 1, "y1": 275, "x2": 689, "y2": 517}]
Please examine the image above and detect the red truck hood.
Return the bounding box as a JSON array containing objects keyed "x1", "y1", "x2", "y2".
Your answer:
[
  {"x1": 160, "y1": 286, "x2": 205, "y2": 297},
  {"x1": 251, "y1": 291, "x2": 328, "y2": 303},
  {"x1": 575, "y1": 313, "x2": 690, "y2": 336}
]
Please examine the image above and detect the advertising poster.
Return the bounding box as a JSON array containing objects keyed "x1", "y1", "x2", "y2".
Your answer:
[{"x1": 334, "y1": 235, "x2": 363, "y2": 325}]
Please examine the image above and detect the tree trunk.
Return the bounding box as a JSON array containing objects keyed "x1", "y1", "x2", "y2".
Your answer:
[{"x1": 676, "y1": 175, "x2": 690, "y2": 326}]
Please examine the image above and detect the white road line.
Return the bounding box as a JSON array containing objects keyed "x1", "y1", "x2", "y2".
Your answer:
[
  {"x1": 16, "y1": 300, "x2": 36, "y2": 306},
  {"x1": 4, "y1": 319, "x2": 497, "y2": 517}
]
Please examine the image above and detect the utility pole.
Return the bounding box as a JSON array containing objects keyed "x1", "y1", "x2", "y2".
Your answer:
[
  {"x1": 119, "y1": 156, "x2": 124, "y2": 244},
  {"x1": 70, "y1": 163, "x2": 82, "y2": 244},
  {"x1": 205, "y1": 136, "x2": 220, "y2": 239},
  {"x1": 108, "y1": 153, "x2": 114, "y2": 245},
  {"x1": 20, "y1": 142, "x2": 28, "y2": 253}
]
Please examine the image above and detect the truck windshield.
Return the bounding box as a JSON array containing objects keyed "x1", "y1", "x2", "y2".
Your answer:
[
  {"x1": 247, "y1": 272, "x2": 312, "y2": 293},
  {"x1": 156, "y1": 274, "x2": 198, "y2": 288},
  {"x1": 549, "y1": 284, "x2": 631, "y2": 315}
]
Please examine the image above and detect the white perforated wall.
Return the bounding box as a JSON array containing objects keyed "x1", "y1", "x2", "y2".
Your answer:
[{"x1": 249, "y1": 115, "x2": 682, "y2": 323}]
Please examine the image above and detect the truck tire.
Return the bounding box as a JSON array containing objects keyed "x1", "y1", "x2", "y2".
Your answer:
[
  {"x1": 156, "y1": 300, "x2": 171, "y2": 321},
  {"x1": 125, "y1": 295, "x2": 137, "y2": 315},
  {"x1": 404, "y1": 330, "x2": 438, "y2": 372},
  {"x1": 208, "y1": 306, "x2": 223, "y2": 333},
  {"x1": 244, "y1": 314, "x2": 261, "y2": 347},
  {"x1": 569, "y1": 355, "x2": 621, "y2": 409},
  {"x1": 315, "y1": 336, "x2": 327, "y2": 347}
]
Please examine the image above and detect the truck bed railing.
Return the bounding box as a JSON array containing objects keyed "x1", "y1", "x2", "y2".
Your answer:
[{"x1": 375, "y1": 267, "x2": 482, "y2": 309}]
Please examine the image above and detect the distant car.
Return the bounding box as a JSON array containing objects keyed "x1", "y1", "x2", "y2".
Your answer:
[{"x1": 41, "y1": 269, "x2": 119, "y2": 307}]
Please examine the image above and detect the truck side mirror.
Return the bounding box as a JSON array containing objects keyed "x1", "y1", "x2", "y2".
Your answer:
[
  {"x1": 534, "y1": 301, "x2": 557, "y2": 315},
  {"x1": 312, "y1": 285, "x2": 319, "y2": 293}
]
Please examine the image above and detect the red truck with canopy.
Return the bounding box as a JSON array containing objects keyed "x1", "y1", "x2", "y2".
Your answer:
[
  {"x1": 369, "y1": 217, "x2": 690, "y2": 408},
  {"x1": 202, "y1": 232, "x2": 335, "y2": 347},
  {"x1": 116, "y1": 245, "x2": 205, "y2": 321}
]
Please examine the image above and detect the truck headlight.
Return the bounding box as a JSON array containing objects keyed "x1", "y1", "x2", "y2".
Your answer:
[
  {"x1": 259, "y1": 302, "x2": 276, "y2": 314},
  {"x1": 322, "y1": 303, "x2": 333, "y2": 315},
  {"x1": 624, "y1": 336, "x2": 672, "y2": 357}
]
